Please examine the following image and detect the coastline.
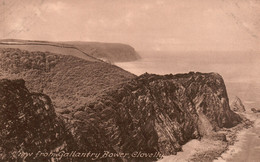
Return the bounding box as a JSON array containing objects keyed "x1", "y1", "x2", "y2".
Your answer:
[
  {"x1": 214, "y1": 112, "x2": 260, "y2": 162},
  {"x1": 159, "y1": 112, "x2": 254, "y2": 162}
]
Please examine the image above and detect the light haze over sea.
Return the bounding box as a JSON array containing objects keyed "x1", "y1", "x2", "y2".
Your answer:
[{"x1": 116, "y1": 50, "x2": 260, "y2": 110}]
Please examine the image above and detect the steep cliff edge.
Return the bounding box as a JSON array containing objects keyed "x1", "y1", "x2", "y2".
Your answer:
[
  {"x1": 0, "y1": 73, "x2": 241, "y2": 161},
  {"x1": 73, "y1": 72, "x2": 242, "y2": 161},
  {"x1": 0, "y1": 48, "x2": 242, "y2": 161},
  {"x1": 0, "y1": 79, "x2": 120, "y2": 162},
  {"x1": 0, "y1": 79, "x2": 75, "y2": 161}
]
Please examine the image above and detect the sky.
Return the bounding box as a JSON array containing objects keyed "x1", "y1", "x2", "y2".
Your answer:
[{"x1": 0, "y1": 0, "x2": 259, "y2": 51}]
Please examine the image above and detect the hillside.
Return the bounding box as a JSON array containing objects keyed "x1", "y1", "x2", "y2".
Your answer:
[
  {"x1": 0, "y1": 48, "x2": 135, "y2": 113},
  {"x1": 0, "y1": 39, "x2": 140, "y2": 63},
  {"x1": 0, "y1": 48, "x2": 242, "y2": 161},
  {"x1": 67, "y1": 41, "x2": 141, "y2": 62}
]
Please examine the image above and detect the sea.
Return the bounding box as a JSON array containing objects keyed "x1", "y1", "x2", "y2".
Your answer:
[{"x1": 116, "y1": 50, "x2": 260, "y2": 109}]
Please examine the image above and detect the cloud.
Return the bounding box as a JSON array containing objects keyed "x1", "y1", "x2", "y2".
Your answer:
[
  {"x1": 1, "y1": 0, "x2": 259, "y2": 51},
  {"x1": 125, "y1": 12, "x2": 134, "y2": 26},
  {"x1": 44, "y1": 1, "x2": 67, "y2": 14}
]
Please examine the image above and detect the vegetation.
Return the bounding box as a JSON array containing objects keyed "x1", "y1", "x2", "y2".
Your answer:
[
  {"x1": 0, "y1": 48, "x2": 135, "y2": 112},
  {"x1": 0, "y1": 39, "x2": 140, "y2": 63},
  {"x1": 0, "y1": 48, "x2": 241, "y2": 161}
]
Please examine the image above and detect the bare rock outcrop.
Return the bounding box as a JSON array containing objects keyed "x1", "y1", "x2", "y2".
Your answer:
[
  {"x1": 83, "y1": 72, "x2": 242, "y2": 161},
  {"x1": 231, "y1": 96, "x2": 246, "y2": 112},
  {"x1": 0, "y1": 79, "x2": 75, "y2": 161}
]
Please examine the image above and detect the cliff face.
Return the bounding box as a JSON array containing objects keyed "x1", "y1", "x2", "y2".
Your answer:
[
  {"x1": 0, "y1": 79, "x2": 75, "y2": 161},
  {"x1": 0, "y1": 73, "x2": 241, "y2": 161},
  {"x1": 78, "y1": 72, "x2": 242, "y2": 160},
  {"x1": 0, "y1": 48, "x2": 242, "y2": 161},
  {"x1": 0, "y1": 79, "x2": 121, "y2": 162}
]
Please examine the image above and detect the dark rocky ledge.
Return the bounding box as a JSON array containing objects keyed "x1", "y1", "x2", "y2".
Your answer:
[
  {"x1": 0, "y1": 71, "x2": 242, "y2": 161},
  {"x1": 0, "y1": 79, "x2": 76, "y2": 161}
]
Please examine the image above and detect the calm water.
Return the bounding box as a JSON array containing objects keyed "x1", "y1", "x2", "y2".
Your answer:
[{"x1": 116, "y1": 51, "x2": 260, "y2": 109}]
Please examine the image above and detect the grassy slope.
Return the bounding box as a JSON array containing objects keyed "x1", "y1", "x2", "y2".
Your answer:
[
  {"x1": 0, "y1": 48, "x2": 137, "y2": 159},
  {"x1": 0, "y1": 48, "x2": 135, "y2": 114},
  {"x1": 0, "y1": 39, "x2": 140, "y2": 62}
]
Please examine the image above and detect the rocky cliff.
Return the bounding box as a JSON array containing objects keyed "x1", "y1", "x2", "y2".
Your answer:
[
  {"x1": 0, "y1": 74, "x2": 242, "y2": 161},
  {"x1": 85, "y1": 72, "x2": 241, "y2": 161},
  {"x1": 230, "y1": 96, "x2": 246, "y2": 112},
  {"x1": 0, "y1": 48, "x2": 242, "y2": 161},
  {"x1": 0, "y1": 79, "x2": 122, "y2": 162},
  {"x1": 0, "y1": 79, "x2": 75, "y2": 161}
]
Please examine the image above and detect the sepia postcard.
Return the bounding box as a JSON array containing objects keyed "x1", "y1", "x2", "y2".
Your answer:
[{"x1": 0, "y1": 0, "x2": 259, "y2": 161}]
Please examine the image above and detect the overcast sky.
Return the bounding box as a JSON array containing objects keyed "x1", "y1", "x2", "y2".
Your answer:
[{"x1": 0, "y1": 0, "x2": 259, "y2": 51}]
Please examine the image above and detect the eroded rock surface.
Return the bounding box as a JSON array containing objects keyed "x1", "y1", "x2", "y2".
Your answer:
[
  {"x1": 83, "y1": 72, "x2": 242, "y2": 160},
  {"x1": 0, "y1": 79, "x2": 75, "y2": 161}
]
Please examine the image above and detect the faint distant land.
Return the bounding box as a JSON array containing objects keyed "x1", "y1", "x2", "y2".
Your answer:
[
  {"x1": 0, "y1": 39, "x2": 141, "y2": 63},
  {"x1": 230, "y1": 96, "x2": 246, "y2": 112}
]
